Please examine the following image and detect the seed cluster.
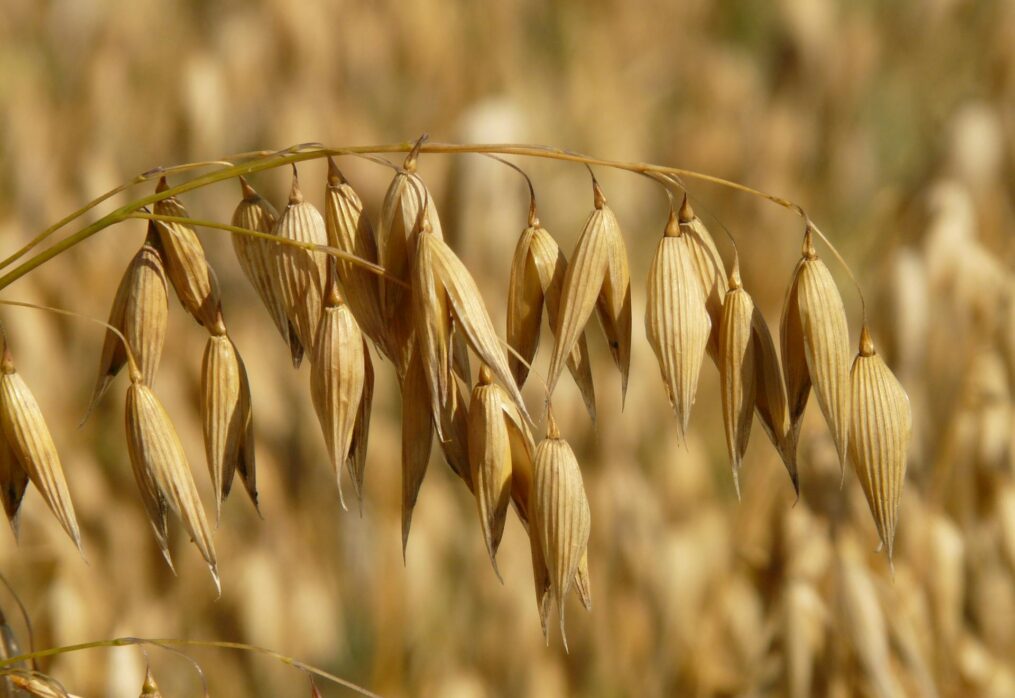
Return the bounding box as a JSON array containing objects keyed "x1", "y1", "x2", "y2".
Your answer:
[{"x1": 0, "y1": 148, "x2": 913, "y2": 647}]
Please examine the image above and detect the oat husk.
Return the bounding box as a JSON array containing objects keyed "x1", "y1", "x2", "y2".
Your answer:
[
  {"x1": 125, "y1": 375, "x2": 219, "y2": 590},
  {"x1": 645, "y1": 210, "x2": 712, "y2": 436},
  {"x1": 400, "y1": 343, "x2": 433, "y2": 558},
  {"x1": 782, "y1": 227, "x2": 851, "y2": 474},
  {"x1": 310, "y1": 269, "x2": 367, "y2": 510},
  {"x1": 0, "y1": 345, "x2": 81, "y2": 550},
  {"x1": 507, "y1": 206, "x2": 596, "y2": 419},
  {"x1": 849, "y1": 326, "x2": 911, "y2": 561},
  {"x1": 547, "y1": 179, "x2": 631, "y2": 404},
  {"x1": 719, "y1": 263, "x2": 757, "y2": 498},
  {"x1": 323, "y1": 158, "x2": 388, "y2": 357},
  {"x1": 271, "y1": 170, "x2": 328, "y2": 358},
  {"x1": 88, "y1": 228, "x2": 168, "y2": 415},
  {"x1": 678, "y1": 196, "x2": 728, "y2": 361},
  {"x1": 531, "y1": 411, "x2": 591, "y2": 650},
  {"x1": 201, "y1": 329, "x2": 253, "y2": 521},
  {"x1": 0, "y1": 421, "x2": 28, "y2": 536},
  {"x1": 751, "y1": 309, "x2": 798, "y2": 493},
  {"x1": 231, "y1": 177, "x2": 304, "y2": 366},
  {"x1": 152, "y1": 177, "x2": 223, "y2": 329}
]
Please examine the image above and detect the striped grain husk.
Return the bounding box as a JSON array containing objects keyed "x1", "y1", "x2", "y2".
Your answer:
[
  {"x1": 547, "y1": 179, "x2": 631, "y2": 404},
  {"x1": 0, "y1": 422, "x2": 28, "y2": 536},
  {"x1": 719, "y1": 264, "x2": 757, "y2": 499},
  {"x1": 231, "y1": 178, "x2": 304, "y2": 366},
  {"x1": 531, "y1": 412, "x2": 591, "y2": 650},
  {"x1": 323, "y1": 158, "x2": 388, "y2": 358},
  {"x1": 849, "y1": 326, "x2": 911, "y2": 561},
  {"x1": 781, "y1": 227, "x2": 851, "y2": 474},
  {"x1": 271, "y1": 170, "x2": 328, "y2": 358},
  {"x1": 413, "y1": 225, "x2": 532, "y2": 431},
  {"x1": 678, "y1": 196, "x2": 728, "y2": 361},
  {"x1": 0, "y1": 346, "x2": 81, "y2": 550},
  {"x1": 378, "y1": 162, "x2": 443, "y2": 376},
  {"x1": 201, "y1": 330, "x2": 255, "y2": 521},
  {"x1": 310, "y1": 269, "x2": 367, "y2": 510},
  {"x1": 645, "y1": 210, "x2": 711, "y2": 437},
  {"x1": 152, "y1": 177, "x2": 223, "y2": 329},
  {"x1": 751, "y1": 310, "x2": 798, "y2": 493},
  {"x1": 507, "y1": 207, "x2": 596, "y2": 419},
  {"x1": 468, "y1": 365, "x2": 534, "y2": 577},
  {"x1": 88, "y1": 227, "x2": 168, "y2": 415},
  {"x1": 125, "y1": 376, "x2": 218, "y2": 590}
]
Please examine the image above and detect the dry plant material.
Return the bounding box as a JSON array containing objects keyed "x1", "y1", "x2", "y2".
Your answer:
[
  {"x1": 400, "y1": 344, "x2": 433, "y2": 557},
  {"x1": 271, "y1": 169, "x2": 328, "y2": 358},
  {"x1": 323, "y1": 158, "x2": 388, "y2": 358},
  {"x1": 678, "y1": 196, "x2": 728, "y2": 361},
  {"x1": 531, "y1": 411, "x2": 591, "y2": 650},
  {"x1": 152, "y1": 177, "x2": 223, "y2": 329},
  {"x1": 781, "y1": 226, "x2": 851, "y2": 474},
  {"x1": 547, "y1": 178, "x2": 631, "y2": 404},
  {"x1": 125, "y1": 370, "x2": 219, "y2": 590},
  {"x1": 201, "y1": 323, "x2": 256, "y2": 521},
  {"x1": 231, "y1": 178, "x2": 303, "y2": 366},
  {"x1": 378, "y1": 154, "x2": 444, "y2": 375},
  {"x1": 0, "y1": 412, "x2": 29, "y2": 535},
  {"x1": 435, "y1": 378, "x2": 473, "y2": 491},
  {"x1": 310, "y1": 268, "x2": 370, "y2": 510},
  {"x1": 751, "y1": 310, "x2": 798, "y2": 492},
  {"x1": 88, "y1": 227, "x2": 168, "y2": 414},
  {"x1": 507, "y1": 202, "x2": 596, "y2": 418},
  {"x1": 719, "y1": 261, "x2": 757, "y2": 498},
  {"x1": 7, "y1": 672, "x2": 83, "y2": 698},
  {"x1": 646, "y1": 209, "x2": 711, "y2": 436},
  {"x1": 849, "y1": 326, "x2": 911, "y2": 561},
  {"x1": 0, "y1": 344, "x2": 81, "y2": 549},
  {"x1": 837, "y1": 549, "x2": 895, "y2": 698},
  {"x1": 468, "y1": 365, "x2": 535, "y2": 577},
  {"x1": 413, "y1": 222, "x2": 531, "y2": 430}
]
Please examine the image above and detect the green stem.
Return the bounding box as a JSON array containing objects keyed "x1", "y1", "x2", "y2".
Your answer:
[{"x1": 0, "y1": 636, "x2": 381, "y2": 698}]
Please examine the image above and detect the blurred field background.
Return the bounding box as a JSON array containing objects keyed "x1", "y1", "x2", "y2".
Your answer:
[{"x1": 1, "y1": 0, "x2": 1014, "y2": 696}]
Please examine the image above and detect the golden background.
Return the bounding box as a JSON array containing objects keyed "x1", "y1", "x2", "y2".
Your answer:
[{"x1": 0, "y1": 0, "x2": 1013, "y2": 695}]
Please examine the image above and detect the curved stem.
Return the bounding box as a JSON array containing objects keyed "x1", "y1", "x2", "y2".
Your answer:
[
  {"x1": 0, "y1": 141, "x2": 820, "y2": 292},
  {"x1": 0, "y1": 637, "x2": 381, "y2": 698}
]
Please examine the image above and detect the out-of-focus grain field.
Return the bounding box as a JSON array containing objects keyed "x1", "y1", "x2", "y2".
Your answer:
[{"x1": 1, "y1": 1, "x2": 1013, "y2": 696}]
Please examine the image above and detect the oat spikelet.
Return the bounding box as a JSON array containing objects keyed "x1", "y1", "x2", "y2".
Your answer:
[
  {"x1": 528, "y1": 512, "x2": 553, "y2": 641},
  {"x1": 0, "y1": 346, "x2": 81, "y2": 550},
  {"x1": 377, "y1": 157, "x2": 443, "y2": 375},
  {"x1": 0, "y1": 423, "x2": 28, "y2": 536},
  {"x1": 153, "y1": 177, "x2": 223, "y2": 329},
  {"x1": 323, "y1": 159, "x2": 387, "y2": 356},
  {"x1": 347, "y1": 338, "x2": 373, "y2": 510},
  {"x1": 310, "y1": 269, "x2": 367, "y2": 511},
  {"x1": 125, "y1": 374, "x2": 219, "y2": 590},
  {"x1": 231, "y1": 178, "x2": 304, "y2": 366},
  {"x1": 531, "y1": 411, "x2": 591, "y2": 651},
  {"x1": 468, "y1": 365, "x2": 533, "y2": 576},
  {"x1": 719, "y1": 261, "x2": 757, "y2": 498},
  {"x1": 201, "y1": 325, "x2": 250, "y2": 522},
  {"x1": 849, "y1": 326, "x2": 911, "y2": 562},
  {"x1": 88, "y1": 228, "x2": 168, "y2": 414},
  {"x1": 435, "y1": 378, "x2": 473, "y2": 491},
  {"x1": 678, "y1": 196, "x2": 728, "y2": 361},
  {"x1": 507, "y1": 206, "x2": 596, "y2": 419},
  {"x1": 782, "y1": 227, "x2": 851, "y2": 473},
  {"x1": 645, "y1": 210, "x2": 712, "y2": 436},
  {"x1": 400, "y1": 344, "x2": 433, "y2": 559},
  {"x1": 548, "y1": 179, "x2": 631, "y2": 403},
  {"x1": 271, "y1": 169, "x2": 328, "y2": 357},
  {"x1": 414, "y1": 225, "x2": 532, "y2": 427},
  {"x1": 751, "y1": 310, "x2": 798, "y2": 493}
]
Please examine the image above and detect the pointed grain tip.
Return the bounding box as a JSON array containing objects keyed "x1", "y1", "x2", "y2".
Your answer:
[
  {"x1": 678, "y1": 193, "x2": 694, "y2": 223},
  {"x1": 802, "y1": 225, "x2": 817, "y2": 259},
  {"x1": 664, "y1": 208, "x2": 681, "y2": 237},
  {"x1": 591, "y1": 177, "x2": 606, "y2": 209},
  {"x1": 327, "y1": 156, "x2": 346, "y2": 186},
  {"x1": 859, "y1": 325, "x2": 875, "y2": 356},
  {"x1": 155, "y1": 176, "x2": 169, "y2": 193},
  {"x1": 239, "y1": 176, "x2": 257, "y2": 200},
  {"x1": 288, "y1": 166, "x2": 304, "y2": 204}
]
